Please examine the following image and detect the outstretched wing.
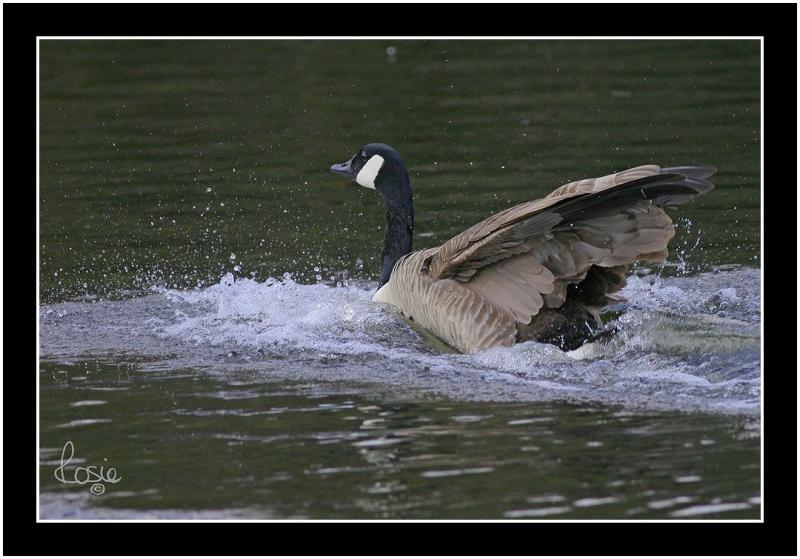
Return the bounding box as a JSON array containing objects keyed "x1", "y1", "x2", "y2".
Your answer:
[{"x1": 423, "y1": 165, "x2": 715, "y2": 324}]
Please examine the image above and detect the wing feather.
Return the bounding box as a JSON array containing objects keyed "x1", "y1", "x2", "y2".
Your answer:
[{"x1": 426, "y1": 165, "x2": 714, "y2": 327}]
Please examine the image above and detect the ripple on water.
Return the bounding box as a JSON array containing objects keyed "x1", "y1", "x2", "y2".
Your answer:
[
  {"x1": 573, "y1": 496, "x2": 621, "y2": 508},
  {"x1": 669, "y1": 502, "x2": 753, "y2": 518},
  {"x1": 420, "y1": 467, "x2": 495, "y2": 478},
  {"x1": 504, "y1": 506, "x2": 572, "y2": 518},
  {"x1": 54, "y1": 419, "x2": 112, "y2": 429}
]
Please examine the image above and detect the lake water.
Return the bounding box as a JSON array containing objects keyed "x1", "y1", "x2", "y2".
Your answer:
[{"x1": 39, "y1": 39, "x2": 761, "y2": 519}]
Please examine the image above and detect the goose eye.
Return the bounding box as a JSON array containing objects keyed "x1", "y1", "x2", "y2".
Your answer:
[{"x1": 361, "y1": 151, "x2": 367, "y2": 159}]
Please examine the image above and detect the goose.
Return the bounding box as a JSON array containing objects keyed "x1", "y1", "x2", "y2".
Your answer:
[{"x1": 330, "y1": 144, "x2": 715, "y2": 354}]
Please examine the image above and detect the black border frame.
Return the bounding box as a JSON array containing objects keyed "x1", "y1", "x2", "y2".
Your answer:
[{"x1": 5, "y1": 3, "x2": 796, "y2": 555}]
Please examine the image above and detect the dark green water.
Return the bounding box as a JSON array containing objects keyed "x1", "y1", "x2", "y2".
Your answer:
[{"x1": 39, "y1": 40, "x2": 761, "y2": 519}]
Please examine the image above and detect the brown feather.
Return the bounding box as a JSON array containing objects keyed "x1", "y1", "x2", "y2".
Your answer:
[{"x1": 378, "y1": 164, "x2": 714, "y2": 353}]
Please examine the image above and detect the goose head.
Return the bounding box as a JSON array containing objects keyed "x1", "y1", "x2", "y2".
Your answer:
[
  {"x1": 330, "y1": 143, "x2": 411, "y2": 199},
  {"x1": 330, "y1": 143, "x2": 414, "y2": 288}
]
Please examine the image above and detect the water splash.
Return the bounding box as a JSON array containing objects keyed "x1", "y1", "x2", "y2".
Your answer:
[{"x1": 40, "y1": 267, "x2": 761, "y2": 415}]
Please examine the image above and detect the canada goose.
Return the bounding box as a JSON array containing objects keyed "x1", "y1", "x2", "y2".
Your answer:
[{"x1": 330, "y1": 144, "x2": 715, "y2": 354}]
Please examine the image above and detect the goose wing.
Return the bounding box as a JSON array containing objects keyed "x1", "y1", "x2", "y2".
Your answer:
[{"x1": 424, "y1": 165, "x2": 715, "y2": 325}]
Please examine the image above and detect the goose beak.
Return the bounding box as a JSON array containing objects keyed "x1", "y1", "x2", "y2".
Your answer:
[{"x1": 330, "y1": 158, "x2": 354, "y2": 179}]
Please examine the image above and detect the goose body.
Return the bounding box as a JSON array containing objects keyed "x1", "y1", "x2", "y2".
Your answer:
[{"x1": 331, "y1": 144, "x2": 715, "y2": 354}]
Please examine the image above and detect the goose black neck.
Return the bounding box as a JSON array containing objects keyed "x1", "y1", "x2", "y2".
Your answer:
[{"x1": 378, "y1": 178, "x2": 414, "y2": 288}]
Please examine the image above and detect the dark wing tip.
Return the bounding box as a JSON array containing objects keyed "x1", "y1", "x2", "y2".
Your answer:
[
  {"x1": 660, "y1": 166, "x2": 716, "y2": 197},
  {"x1": 661, "y1": 165, "x2": 717, "y2": 180}
]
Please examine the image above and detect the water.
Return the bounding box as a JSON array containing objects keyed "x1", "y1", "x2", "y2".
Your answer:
[{"x1": 39, "y1": 39, "x2": 761, "y2": 519}]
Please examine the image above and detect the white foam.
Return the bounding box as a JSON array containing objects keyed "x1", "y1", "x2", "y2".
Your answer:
[{"x1": 40, "y1": 268, "x2": 762, "y2": 415}]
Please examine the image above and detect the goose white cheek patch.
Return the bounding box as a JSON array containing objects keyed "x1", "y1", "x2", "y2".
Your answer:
[{"x1": 356, "y1": 154, "x2": 384, "y2": 189}]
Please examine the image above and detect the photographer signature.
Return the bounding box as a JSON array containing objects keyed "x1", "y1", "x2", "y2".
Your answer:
[{"x1": 53, "y1": 441, "x2": 122, "y2": 495}]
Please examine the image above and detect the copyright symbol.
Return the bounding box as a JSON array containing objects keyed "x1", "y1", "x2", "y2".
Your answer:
[{"x1": 90, "y1": 483, "x2": 105, "y2": 495}]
